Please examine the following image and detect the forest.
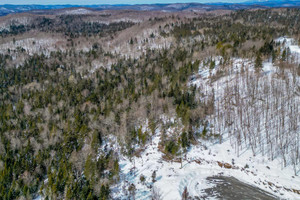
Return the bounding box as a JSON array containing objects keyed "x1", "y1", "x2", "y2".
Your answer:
[{"x1": 0, "y1": 8, "x2": 299, "y2": 199}]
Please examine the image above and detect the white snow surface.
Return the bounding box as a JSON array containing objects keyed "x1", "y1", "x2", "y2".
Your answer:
[
  {"x1": 112, "y1": 115, "x2": 300, "y2": 200},
  {"x1": 276, "y1": 37, "x2": 300, "y2": 62},
  {"x1": 59, "y1": 8, "x2": 93, "y2": 15}
]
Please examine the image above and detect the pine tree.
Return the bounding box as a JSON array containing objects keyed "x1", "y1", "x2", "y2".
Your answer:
[
  {"x1": 255, "y1": 52, "x2": 262, "y2": 69},
  {"x1": 66, "y1": 186, "x2": 73, "y2": 200}
]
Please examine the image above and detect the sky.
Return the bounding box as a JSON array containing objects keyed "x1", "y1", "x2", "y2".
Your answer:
[{"x1": 0, "y1": 0, "x2": 250, "y2": 5}]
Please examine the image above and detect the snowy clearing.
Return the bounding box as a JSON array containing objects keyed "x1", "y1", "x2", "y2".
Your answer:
[
  {"x1": 59, "y1": 8, "x2": 93, "y2": 15},
  {"x1": 112, "y1": 115, "x2": 300, "y2": 199},
  {"x1": 112, "y1": 38, "x2": 300, "y2": 200}
]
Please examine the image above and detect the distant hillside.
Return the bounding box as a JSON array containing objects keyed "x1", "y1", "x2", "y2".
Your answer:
[
  {"x1": 243, "y1": 0, "x2": 300, "y2": 7},
  {"x1": 0, "y1": 1, "x2": 300, "y2": 16}
]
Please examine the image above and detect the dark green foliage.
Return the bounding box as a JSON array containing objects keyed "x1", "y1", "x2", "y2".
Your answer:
[
  {"x1": 0, "y1": 16, "x2": 135, "y2": 38},
  {"x1": 99, "y1": 184, "x2": 110, "y2": 200},
  {"x1": 209, "y1": 59, "x2": 216, "y2": 70},
  {"x1": 165, "y1": 140, "x2": 179, "y2": 155},
  {"x1": 255, "y1": 52, "x2": 263, "y2": 69},
  {"x1": 181, "y1": 132, "x2": 190, "y2": 149},
  {"x1": 91, "y1": 131, "x2": 102, "y2": 151},
  {"x1": 140, "y1": 174, "x2": 146, "y2": 184},
  {"x1": 259, "y1": 40, "x2": 274, "y2": 56},
  {"x1": 281, "y1": 48, "x2": 287, "y2": 62}
]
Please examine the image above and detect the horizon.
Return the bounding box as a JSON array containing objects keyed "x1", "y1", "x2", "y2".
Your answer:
[{"x1": 0, "y1": 0, "x2": 251, "y2": 6}]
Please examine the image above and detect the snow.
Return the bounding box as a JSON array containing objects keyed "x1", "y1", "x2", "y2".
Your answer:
[
  {"x1": 166, "y1": 3, "x2": 188, "y2": 9},
  {"x1": 112, "y1": 37, "x2": 300, "y2": 199},
  {"x1": 60, "y1": 8, "x2": 93, "y2": 15},
  {"x1": 190, "y1": 56, "x2": 253, "y2": 86},
  {"x1": 276, "y1": 37, "x2": 300, "y2": 62},
  {"x1": 262, "y1": 61, "x2": 276, "y2": 74},
  {"x1": 90, "y1": 18, "x2": 142, "y2": 25},
  {"x1": 0, "y1": 38, "x2": 61, "y2": 56},
  {"x1": 0, "y1": 17, "x2": 32, "y2": 32},
  {"x1": 33, "y1": 196, "x2": 42, "y2": 200},
  {"x1": 112, "y1": 115, "x2": 300, "y2": 199},
  {"x1": 193, "y1": 56, "x2": 299, "y2": 164},
  {"x1": 139, "y1": 6, "x2": 155, "y2": 11}
]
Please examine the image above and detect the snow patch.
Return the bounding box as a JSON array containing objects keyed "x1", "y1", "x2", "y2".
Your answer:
[
  {"x1": 276, "y1": 36, "x2": 300, "y2": 63},
  {"x1": 60, "y1": 8, "x2": 93, "y2": 15}
]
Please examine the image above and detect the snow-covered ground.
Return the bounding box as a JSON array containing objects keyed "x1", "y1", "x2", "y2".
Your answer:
[
  {"x1": 112, "y1": 115, "x2": 300, "y2": 199},
  {"x1": 0, "y1": 37, "x2": 62, "y2": 56},
  {"x1": 276, "y1": 37, "x2": 300, "y2": 63},
  {"x1": 0, "y1": 16, "x2": 33, "y2": 31},
  {"x1": 59, "y1": 8, "x2": 93, "y2": 15},
  {"x1": 112, "y1": 38, "x2": 300, "y2": 199}
]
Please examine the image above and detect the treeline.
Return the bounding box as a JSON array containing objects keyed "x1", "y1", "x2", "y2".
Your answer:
[{"x1": 0, "y1": 15, "x2": 135, "y2": 38}]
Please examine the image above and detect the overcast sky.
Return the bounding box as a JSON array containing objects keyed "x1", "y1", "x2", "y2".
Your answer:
[{"x1": 0, "y1": 0, "x2": 249, "y2": 5}]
